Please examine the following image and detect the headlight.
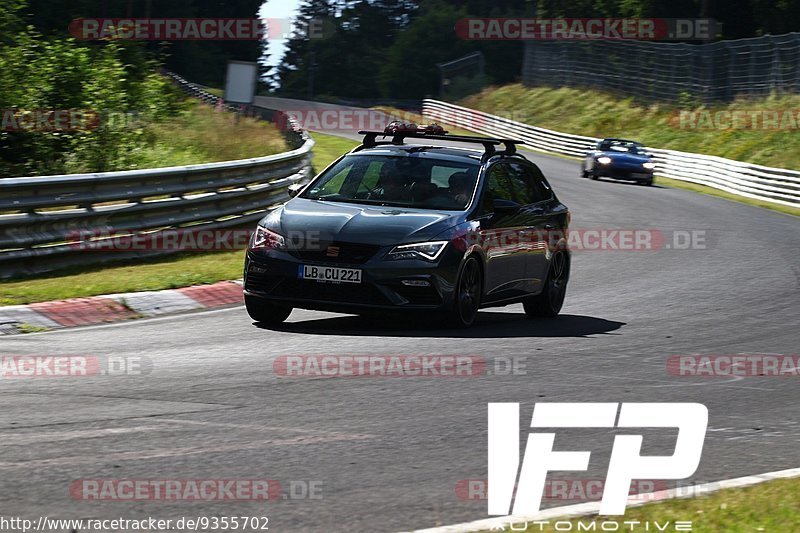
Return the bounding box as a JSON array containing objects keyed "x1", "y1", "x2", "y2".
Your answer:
[
  {"x1": 597, "y1": 156, "x2": 612, "y2": 165},
  {"x1": 385, "y1": 241, "x2": 448, "y2": 261},
  {"x1": 251, "y1": 225, "x2": 285, "y2": 250},
  {"x1": 643, "y1": 162, "x2": 656, "y2": 170}
]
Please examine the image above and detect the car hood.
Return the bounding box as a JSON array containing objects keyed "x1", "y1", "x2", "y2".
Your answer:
[
  {"x1": 263, "y1": 198, "x2": 461, "y2": 246},
  {"x1": 597, "y1": 151, "x2": 651, "y2": 164}
]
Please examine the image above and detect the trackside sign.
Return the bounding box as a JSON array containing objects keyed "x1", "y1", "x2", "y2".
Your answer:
[{"x1": 488, "y1": 403, "x2": 708, "y2": 516}]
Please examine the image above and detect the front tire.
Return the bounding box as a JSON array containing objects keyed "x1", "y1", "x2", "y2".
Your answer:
[
  {"x1": 446, "y1": 256, "x2": 482, "y2": 328},
  {"x1": 245, "y1": 295, "x2": 292, "y2": 324},
  {"x1": 524, "y1": 252, "x2": 569, "y2": 318}
]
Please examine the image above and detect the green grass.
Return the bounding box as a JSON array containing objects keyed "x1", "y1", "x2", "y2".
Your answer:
[
  {"x1": 0, "y1": 132, "x2": 359, "y2": 306},
  {"x1": 459, "y1": 85, "x2": 800, "y2": 216},
  {"x1": 130, "y1": 100, "x2": 289, "y2": 168},
  {"x1": 480, "y1": 477, "x2": 800, "y2": 532},
  {"x1": 0, "y1": 252, "x2": 246, "y2": 305},
  {"x1": 462, "y1": 85, "x2": 800, "y2": 170},
  {"x1": 309, "y1": 131, "x2": 359, "y2": 171}
]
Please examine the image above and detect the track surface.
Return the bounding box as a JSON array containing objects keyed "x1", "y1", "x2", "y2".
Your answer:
[{"x1": 1, "y1": 99, "x2": 799, "y2": 532}]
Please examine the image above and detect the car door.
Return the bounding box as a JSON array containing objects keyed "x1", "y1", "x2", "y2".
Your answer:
[
  {"x1": 475, "y1": 162, "x2": 529, "y2": 300},
  {"x1": 506, "y1": 162, "x2": 559, "y2": 291}
]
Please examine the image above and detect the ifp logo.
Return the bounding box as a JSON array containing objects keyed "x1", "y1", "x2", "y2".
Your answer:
[{"x1": 488, "y1": 403, "x2": 708, "y2": 516}]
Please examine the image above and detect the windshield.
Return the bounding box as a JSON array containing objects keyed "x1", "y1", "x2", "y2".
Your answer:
[
  {"x1": 598, "y1": 140, "x2": 644, "y2": 154},
  {"x1": 301, "y1": 154, "x2": 480, "y2": 210}
]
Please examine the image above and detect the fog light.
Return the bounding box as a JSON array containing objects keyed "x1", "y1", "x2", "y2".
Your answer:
[{"x1": 401, "y1": 280, "x2": 430, "y2": 287}]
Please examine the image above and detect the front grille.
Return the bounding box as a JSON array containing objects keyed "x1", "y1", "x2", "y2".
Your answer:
[
  {"x1": 271, "y1": 278, "x2": 389, "y2": 305},
  {"x1": 245, "y1": 271, "x2": 282, "y2": 294},
  {"x1": 289, "y1": 241, "x2": 380, "y2": 265}
]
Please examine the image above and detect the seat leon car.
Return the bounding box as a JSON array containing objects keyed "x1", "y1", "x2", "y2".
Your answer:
[{"x1": 243, "y1": 123, "x2": 571, "y2": 327}]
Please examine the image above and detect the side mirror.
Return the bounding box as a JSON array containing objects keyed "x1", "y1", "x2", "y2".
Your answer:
[
  {"x1": 287, "y1": 183, "x2": 303, "y2": 198},
  {"x1": 492, "y1": 198, "x2": 521, "y2": 214}
]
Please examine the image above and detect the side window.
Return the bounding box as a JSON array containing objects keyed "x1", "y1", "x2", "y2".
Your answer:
[
  {"x1": 484, "y1": 163, "x2": 515, "y2": 202},
  {"x1": 508, "y1": 162, "x2": 553, "y2": 204}
]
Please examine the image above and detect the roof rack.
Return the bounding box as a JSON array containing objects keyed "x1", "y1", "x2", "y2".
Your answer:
[{"x1": 356, "y1": 125, "x2": 525, "y2": 159}]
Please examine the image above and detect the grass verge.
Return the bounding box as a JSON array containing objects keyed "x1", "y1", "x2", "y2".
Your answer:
[
  {"x1": 479, "y1": 477, "x2": 800, "y2": 532},
  {"x1": 462, "y1": 84, "x2": 800, "y2": 170},
  {"x1": 443, "y1": 86, "x2": 800, "y2": 216},
  {"x1": 655, "y1": 176, "x2": 800, "y2": 217},
  {"x1": 0, "y1": 132, "x2": 359, "y2": 306},
  {"x1": 131, "y1": 99, "x2": 289, "y2": 168}
]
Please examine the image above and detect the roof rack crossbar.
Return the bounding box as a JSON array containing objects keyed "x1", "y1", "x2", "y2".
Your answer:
[{"x1": 356, "y1": 130, "x2": 524, "y2": 157}]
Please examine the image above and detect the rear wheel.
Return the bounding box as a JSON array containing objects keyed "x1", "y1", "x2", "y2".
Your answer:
[
  {"x1": 524, "y1": 252, "x2": 569, "y2": 318},
  {"x1": 245, "y1": 295, "x2": 292, "y2": 324},
  {"x1": 446, "y1": 256, "x2": 482, "y2": 328}
]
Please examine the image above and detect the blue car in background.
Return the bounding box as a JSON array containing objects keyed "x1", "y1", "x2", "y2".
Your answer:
[{"x1": 582, "y1": 138, "x2": 655, "y2": 186}]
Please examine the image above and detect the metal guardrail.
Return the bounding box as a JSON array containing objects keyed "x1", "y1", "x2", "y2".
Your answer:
[
  {"x1": 0, "y1": 131, "x2": 314, "y2": 279},
  {"x1": 423, "y1": 99, "x2": 800, "y2": 208}
]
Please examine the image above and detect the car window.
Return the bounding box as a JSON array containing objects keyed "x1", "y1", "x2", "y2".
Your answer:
[
  {"x1": 302, "y1": 154, "x2": 480, "y2": 210},
  {"x1": 484, "y1": 163, "x2": 515, "y2": 202},
  {"x1": 356, "y1": 161, "x2": 383, "y2": 194},
  {"x1": 431, "y1": 165, "x2": 472, "y2": 188},
  {"x1": 310, "y1": 161, "x2": 355, "y2": 197},
  {"x1": 507, "y1": 162, "x2": 553, "y2": 204}
]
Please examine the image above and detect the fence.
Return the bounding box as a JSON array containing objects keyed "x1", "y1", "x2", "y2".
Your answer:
[
  {"x1": 0, "y1": 132, "x2": 314, "y2": 279},
  {"x1": 422, "y1": 99, "x2": 800, "y2": 208},
  {"x1": 522, "y1": 33, "x2": 800, "y2": 103}
]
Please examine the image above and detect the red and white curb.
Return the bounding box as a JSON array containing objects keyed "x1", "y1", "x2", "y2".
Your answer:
[
  {"x1": 401, "y1": 466, "x2": 800, "y2": 533},
  {"x1": 0, "y1": 280, "x2": 244, "y2": 335}
]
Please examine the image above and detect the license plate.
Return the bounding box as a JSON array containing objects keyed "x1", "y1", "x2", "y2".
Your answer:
[
  {"x1": 299, "y1": 265, "x2": 362, "y2": 284},
  {"x1": 632, "y1": 173, "x2": 651, "y2": 179}
]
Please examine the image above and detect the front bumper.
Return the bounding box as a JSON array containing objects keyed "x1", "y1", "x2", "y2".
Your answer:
[
  {"x1": 596, "y1": 166, "x2": 653, "y2": 182},
  {"x1": 243, "y1": 246, "x2": 462, "y2": 313}
]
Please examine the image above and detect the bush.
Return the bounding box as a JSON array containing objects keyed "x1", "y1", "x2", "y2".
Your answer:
[{"x1": 0, "y1": 1, "x2": 183, "y2": 177}]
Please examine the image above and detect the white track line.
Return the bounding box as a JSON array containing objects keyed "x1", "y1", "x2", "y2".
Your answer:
[{"x1": 401, "y1": 466, "x2": 800, "y2": 533}]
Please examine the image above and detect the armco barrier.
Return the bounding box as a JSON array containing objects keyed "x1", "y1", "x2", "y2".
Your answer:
[
  {"x1": 0, "y1": 136, "x2": 314, "y2": 278},
  {"x1": 423, "y1": 99, "x2": 800, "y2": 208}
]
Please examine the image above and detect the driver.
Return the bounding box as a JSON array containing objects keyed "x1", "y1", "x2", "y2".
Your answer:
[
  {"x1": 448, "y1": 172, "x2": 472, "y2": 206},
  {"x1": 370, "y1": 162, "x2": 411, "y2": 202}
]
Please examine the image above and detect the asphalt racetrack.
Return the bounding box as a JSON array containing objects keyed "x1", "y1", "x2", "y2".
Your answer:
[{"x1": 1, "y1": 99, "x2": 798, "y2": 532}]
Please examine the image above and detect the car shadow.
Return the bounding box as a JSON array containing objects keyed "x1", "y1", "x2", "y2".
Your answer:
[
  {"x1": 255, "y1": 312, "x2": 625, "y2": 338},
  {"x1": 593, "y1": 177, "x2": 665, "y2": 189}
]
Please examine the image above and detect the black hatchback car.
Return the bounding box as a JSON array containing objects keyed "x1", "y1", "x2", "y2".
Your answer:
[{"x1": 243, "y1": 123, "x2": 571, "y2": 327}]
